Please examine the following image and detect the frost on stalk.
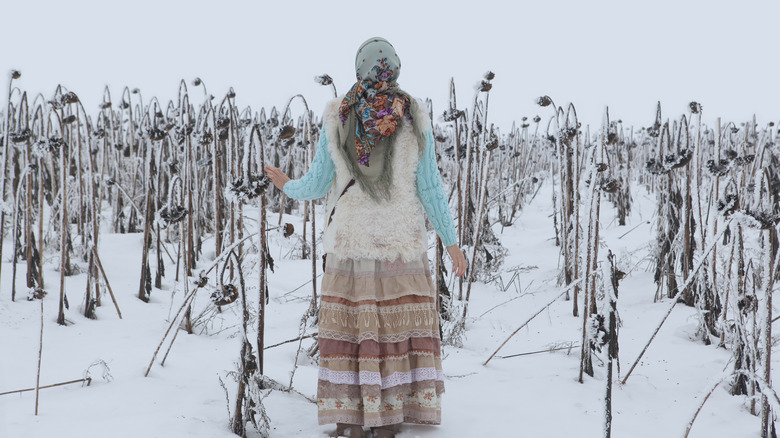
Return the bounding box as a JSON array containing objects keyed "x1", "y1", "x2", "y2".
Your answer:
[
  {"x1": 717, "y1": 179, "x2": 739, "y2": 217},
  {"x1": 268, "y1": 107, "x2": 279, "y2": 128},
  {"x1": 0, "y1": 198, "x2": 12, "y2": 215},
  {"x1": 588, "y1": 313, "x2": 608, "y2": 352},
  {"x1": 225, "y1": 345, "x2": 272, "y2": 438},
  {"x1": 719, "y1": 175, "x2": 780, "y2": 230},
  {"x1": 84, "y1": 359, "x2": 113, "y2": 383},
  {"x1": 729, "y1": 224, "x2": 757, "y2": 398},
  {"x1": 442, "y1": 316, "x2": 466, "y2": 348},
  {"x1": 244, "y1": 374, "x2": 272, "y2": 438},
  {"x1": 646, "y1": 112, "x2": 699, "y2": 306},
  {"x1": 470, "y1": 215, "x2": 508, "y2": 283}
]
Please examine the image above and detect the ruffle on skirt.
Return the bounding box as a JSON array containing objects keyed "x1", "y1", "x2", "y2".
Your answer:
[{"x1": 317, "y1": 254, "x2": 444, "y2": 427}]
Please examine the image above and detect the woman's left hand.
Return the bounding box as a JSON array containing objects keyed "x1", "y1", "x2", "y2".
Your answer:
[
  {"x1": 446, "y1": 244, "x2": 468, "y2": 277},
  {"x1": 264, "y1": 166, "x2": 291, "y2": 191}
]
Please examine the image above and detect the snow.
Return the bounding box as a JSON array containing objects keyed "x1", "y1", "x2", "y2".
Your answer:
[{"x1": 0, "y1": 180, "x2": 770, "y2": 438}]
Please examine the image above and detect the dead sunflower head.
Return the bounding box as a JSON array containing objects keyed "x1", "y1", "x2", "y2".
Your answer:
[
  {"x1": 537, "y1": 96, "x2": 553, "y2": 107},
  {"x1": 315, "y1": 74, "x2": 333, "y2": 86}
]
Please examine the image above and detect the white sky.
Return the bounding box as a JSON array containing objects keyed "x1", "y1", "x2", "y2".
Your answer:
[{"x1": 1, "y1": 0, "x2": 778, "y2": 130}]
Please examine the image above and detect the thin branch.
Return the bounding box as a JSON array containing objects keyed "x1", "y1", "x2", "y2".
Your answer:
[
  {"x1": 622, "y1": 218, "x2": 733, "y2": 385},
  {"x1": 1, "y1": 378, "x2": 92, "y2": 397},
  {"x1": 264, "y1": 333, "x2": 318, "y2": 350},
  {"x1": 497, "y1": 343, "x2": 579, "y2": 359},
  {"x1": 484, "y1": 277, "x2": 585, "y2": 366}
]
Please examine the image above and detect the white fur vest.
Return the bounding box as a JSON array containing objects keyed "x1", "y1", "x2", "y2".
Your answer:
[{"x1": 321, "y1": 97, "x2": 430, "y2": 262}]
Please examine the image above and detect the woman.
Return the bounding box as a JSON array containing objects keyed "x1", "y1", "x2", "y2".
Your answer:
[{"x1": 265, "y1": 37, "x2": 466, "y2": 438}]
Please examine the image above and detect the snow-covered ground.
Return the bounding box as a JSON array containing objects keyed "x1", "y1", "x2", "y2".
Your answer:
[{"x1": 0, "y1": 182, "x2": 768, "y2": 437}]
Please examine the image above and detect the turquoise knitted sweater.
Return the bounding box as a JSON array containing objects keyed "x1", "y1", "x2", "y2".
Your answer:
[{"x1": 283, "y1": 123, "x2": 458, "y2": 247}]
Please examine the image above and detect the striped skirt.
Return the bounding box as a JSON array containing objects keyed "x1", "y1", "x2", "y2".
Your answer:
[{"x1": 317, "y1": 254, "x2": 445, "y2": 427}]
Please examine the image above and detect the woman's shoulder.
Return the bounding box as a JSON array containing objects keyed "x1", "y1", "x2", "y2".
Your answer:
[
  {"x1": 408, "y1": 96, "x2": 432, "y2": 134},
  {"x1": 324, "y1": 96, "x2": 345, "y2": 115},
  {"x1": 321, "y1": 96, "x2": 346, "y2": 130}
]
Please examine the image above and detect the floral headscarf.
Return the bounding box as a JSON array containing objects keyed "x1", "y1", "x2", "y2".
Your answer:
[{"x1": 339, "y1": 38, "x2": 411, "y2": 166}]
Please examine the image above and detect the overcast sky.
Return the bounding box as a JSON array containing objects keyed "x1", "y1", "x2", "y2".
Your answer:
[{"x1": 1, "y1": 0, "x2": 778, "y2": 130}]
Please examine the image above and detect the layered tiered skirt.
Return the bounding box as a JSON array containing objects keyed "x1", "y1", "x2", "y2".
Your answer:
[{"x1": 316, "y1": 254, "x2": 445, "y2": 427}]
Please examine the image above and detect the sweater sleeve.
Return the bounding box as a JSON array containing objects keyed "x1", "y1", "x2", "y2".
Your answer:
[
  {"x1": 416, "y1": 127, "x2": 458, "y2": 247},
  {"x1": 282, "y1": 129, "x2": 335, "y2": 200}
]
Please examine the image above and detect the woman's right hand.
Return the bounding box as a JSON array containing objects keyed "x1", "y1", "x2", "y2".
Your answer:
[
  {"x1": 264, "y1": 166, "x2": 290, "y2": 191},
  {"x1": 446, "y1": 244, "x2": 468, "y2": 277}
]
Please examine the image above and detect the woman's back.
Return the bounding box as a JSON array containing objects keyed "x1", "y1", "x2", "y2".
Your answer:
[{"x1": 263, "y1": 37, "x2": 467, "y2": 438}]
